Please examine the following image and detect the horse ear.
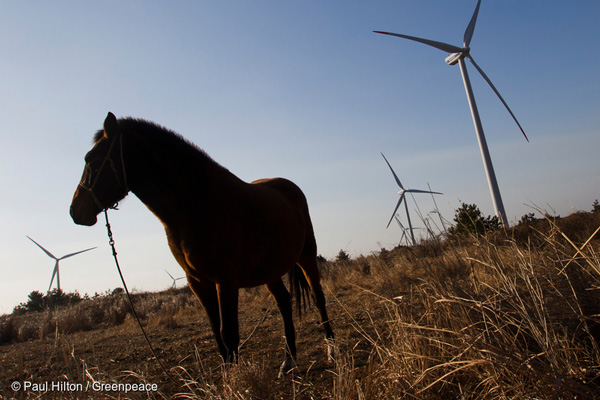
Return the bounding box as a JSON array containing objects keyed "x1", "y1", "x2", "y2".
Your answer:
[{"x1": 103, "y1": 112, "x2": 119, "y2": 139}]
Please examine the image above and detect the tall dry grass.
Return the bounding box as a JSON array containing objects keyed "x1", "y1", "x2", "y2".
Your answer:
[
  {"x1": 321, "y1": 215, "x2": 600, "y2": 399},
  {"x1": 0, "y1": 287, "x2": 198, "y2": 344},
  {"x1": 138, "y1": 214, "x2": 600, "y2": 399},
  {"x1": 3, "y1": 212, "x2": 600, "y2": 399}
]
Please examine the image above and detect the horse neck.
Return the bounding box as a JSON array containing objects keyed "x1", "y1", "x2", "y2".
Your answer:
[{"x1": 122, "y1": 130, "x2": 241, "y2": 225}]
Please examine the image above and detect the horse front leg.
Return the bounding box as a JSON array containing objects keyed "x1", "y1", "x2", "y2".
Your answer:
[
  {"x1": 266, "y1": 278, "x2": 297, "y2": 376},
  {"x1": 187, "y1": 278, "x2": 228, "y2": 360},
  {"x1": 216, "y1": 282, "x2": 240, "y2": 364}
]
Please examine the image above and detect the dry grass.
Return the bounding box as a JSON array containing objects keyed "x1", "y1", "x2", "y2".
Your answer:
[
  {"x1": 2, "y1": 211, "x2": 600, "y2": 399},
  {"x1": 0, "y1": 287, "x2": 198, "y2": 344},
  {"x1": 316, "y1": 213, "x2": 600, "y2": 399}
]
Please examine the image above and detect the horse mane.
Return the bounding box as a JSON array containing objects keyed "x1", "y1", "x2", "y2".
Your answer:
[{"x1": 94, "y1": 117, "x2": 224, "y2": 170}]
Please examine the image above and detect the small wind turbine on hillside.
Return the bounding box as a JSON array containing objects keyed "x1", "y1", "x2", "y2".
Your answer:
[
  {"x1": 395, "y1": 216, "x2": 416, "y2": 246},
  {"x1": 26, "y1": 236, "x2": 96, "y2": 292},
  {"x1": 165, "y1": 269, "x2": 185, "y2": 289},
  {"x1": 382, "y1": 153, "x2": 442, "y2": 245},
  {"x1": 374, "y1": 0, "x2": 528, "y2": 227}
]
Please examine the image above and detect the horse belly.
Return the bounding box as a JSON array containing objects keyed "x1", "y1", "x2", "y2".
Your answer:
[
  {"x1": 238, "y1": 215, "x2": 305, "y2": 287},
  {"x1": 165, "y1": 228, "x2": 220, "y2": 283}
]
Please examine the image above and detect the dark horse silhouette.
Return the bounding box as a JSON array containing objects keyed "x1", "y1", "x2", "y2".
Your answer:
[{"x1": 70, "y1": 112, "x2": 334, "y2": 373}]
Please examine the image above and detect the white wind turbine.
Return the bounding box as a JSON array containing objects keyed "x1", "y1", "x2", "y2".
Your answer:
[
  {"x1": 394, "y1": 216, "x2": 411, "y2": 246},
  {"x1": 382, "y1": 153, "x2": 442, "y2": 245},
  {"x1": 395, "y1": 216, "x2": 425, "y2": 246},
  {"x1": 26, "y1": 236, "x2": 96, "y2": 292},
  {"x1": 374, "y1": 0, "x2": 528, "y2": 227},
  {"x1": 165, "y1": 269, "x2": 185, "y2": 289}
]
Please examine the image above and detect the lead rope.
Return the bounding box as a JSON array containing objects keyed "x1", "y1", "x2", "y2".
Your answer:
[{"x1": 103, "y1": 209, "x2": 177, "y2": 384}]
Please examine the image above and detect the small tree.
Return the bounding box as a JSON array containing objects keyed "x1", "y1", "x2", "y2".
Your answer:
[
  {"x1": 335, "y1": 249, "x2": 350, "y2": 262},
  {"x1": 448, "y1": 203, "x2": 501, "y2": 236},
  {"x1": 13, "y1": 291, "x2": 46, "y2": 314},
  {"x1": 518, "y1": 212, "x2": 537, "y2": 225},
  {"x1": 592, "y1": 199, "x2": 600, "y2": 214},
  {"x1": 12, "y1": 289, "x2": 84, "y2": 315},
  {"x1": 26, "y1": 291, "x2": 46, "y2": 312}
]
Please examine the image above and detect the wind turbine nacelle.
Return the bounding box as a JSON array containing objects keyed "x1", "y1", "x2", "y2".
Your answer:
[{"x1": 445, "y1": 52, "x2": 464, "y2": 65}]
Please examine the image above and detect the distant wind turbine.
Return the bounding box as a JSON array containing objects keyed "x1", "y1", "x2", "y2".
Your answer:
[
  {"x1": 165, "y1": 269, "x2": 185, "y2": 289},
  {"x1": 26, "y1": 236, "x2": 96, "y2": 292},
  {"x1": 394, "y1": 216, "x2": 411, "y2": 246},
  {"x1": 382, "y1": 153, "x2": 442, "y2": 245},
  {"x1": 374, "y1": 0, "x2": 528, "y2": 226}
]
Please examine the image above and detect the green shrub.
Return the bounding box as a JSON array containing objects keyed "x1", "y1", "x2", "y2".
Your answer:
[{"x1": 448, "y1": 203, "x2": 501, "y2": 236}]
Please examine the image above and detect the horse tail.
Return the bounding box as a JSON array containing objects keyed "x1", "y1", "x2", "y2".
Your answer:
[
  {"x1": 288, "y1": 187, "x2": 318, "y2": 316},
  {"x1": 288, "y1": 264, "x2": 311, "y2": 316}
]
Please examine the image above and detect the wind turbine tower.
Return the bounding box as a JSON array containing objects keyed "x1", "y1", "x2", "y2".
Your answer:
[
  {"x1": 26, "y1": 236, "x2": 96, "y2": 292},
  {"x1": 374, "y1": 0, "x2": 528, "y2": 226}
]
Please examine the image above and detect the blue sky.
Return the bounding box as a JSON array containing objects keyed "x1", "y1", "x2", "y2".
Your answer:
[{"x1": 1, "y1": 1, "x2": 599, "y2": 314}]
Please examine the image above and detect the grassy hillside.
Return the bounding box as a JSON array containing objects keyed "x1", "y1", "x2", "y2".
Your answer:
[{"x1": 2, "y1": 211, "x2": 600, "y2": 399}]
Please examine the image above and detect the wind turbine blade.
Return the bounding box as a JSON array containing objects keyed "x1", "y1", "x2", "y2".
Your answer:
[
  {"x1": 463, "y1": 0, "x2": 482, "y2": 48},
  {"x1": 387, "y1": 196, "x2": 405, "y2": 229},
  {"x1": 381, "y1": 153, "x2": 404, "y2": 189},
  {"x1": 394, "y1": 216, "x2": 406, "y2": 230},
  {"x1": 406, "y1": 189, "x2": 444, "y2": 195},
  {"x1": 466, "y1": 55, "x2": 529, "y2": 142},
  {"x1": 48, "y1": 261, "x2": 59, "y2": 292},
  {"x1": 165, "y1": 269, "x2": 174, "y2": 280},
  {"x1": 373, "y1": 31, "x2": 463, "y2": 54},
  {"x1": 60, "y1": 247, "x2": 97, "y2": 260},
  {"x1": 395, "y1": 217, "x2": 407, "y2": 244},
  {"x1": 26, "y1": 236, "x2": 57, "y2": 260}
]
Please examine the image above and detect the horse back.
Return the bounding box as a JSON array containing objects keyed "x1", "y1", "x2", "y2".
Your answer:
[
  {"x1": 250, "y1": 177, "x2": 316, "y2": 242},
  {"x1": 251, "y1": 177, "x2": 307, "y2": 208}
]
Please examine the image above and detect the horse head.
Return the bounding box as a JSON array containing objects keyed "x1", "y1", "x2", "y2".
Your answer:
[{"x1": 70, "y1": 112, "x2": 129, "y2": 226}]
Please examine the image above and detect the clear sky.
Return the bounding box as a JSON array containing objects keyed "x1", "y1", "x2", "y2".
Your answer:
[{"x1": 1, "y1": 1, "x2": 599, "y2": 314}]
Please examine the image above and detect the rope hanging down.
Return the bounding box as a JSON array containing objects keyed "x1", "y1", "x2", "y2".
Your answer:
[{"x1": 104, "y1": 209, "x2": 176, "y2": 383}]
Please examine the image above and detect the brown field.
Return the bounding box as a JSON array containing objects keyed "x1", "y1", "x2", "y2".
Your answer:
[{"x1": 2, "y1": 211, "x2": 600, "y2": 399}]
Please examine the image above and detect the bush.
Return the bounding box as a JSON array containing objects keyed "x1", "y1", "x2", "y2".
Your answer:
[
  {"x1": 592, "y1": 199, "x2": 600, "y2": 213},
  {"x1": 518, "y1": 212, "x2": 537, "y2": 225},
  {"x1": 335, "y1": 249, "x2": 350, "y2": 262},
  {"x1": 13, "y1": 289, "x2": 84, "y2": 315},
  {"x1": 448, "y1": 203, "x2": 501, "y2": 236}
]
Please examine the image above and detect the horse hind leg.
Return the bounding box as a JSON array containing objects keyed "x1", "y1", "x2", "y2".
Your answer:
[
  {"x1": 297, "y1": 252, "x2": 336, "y2": 363},
  {"x1": 266, "y1": 278, "x2": 297, "y2": 376}
]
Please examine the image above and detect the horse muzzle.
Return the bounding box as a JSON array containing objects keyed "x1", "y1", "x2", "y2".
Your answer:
[
  {"x1": 70, "y1": 189, "x2": 100, "y2": 226},
  {"x1": 70, "y1": 205, "x2": 98, "y2": 226}
]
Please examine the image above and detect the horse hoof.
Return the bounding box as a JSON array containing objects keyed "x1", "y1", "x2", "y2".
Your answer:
[
  {"x1": 278, "y1": 358, "x2": 295, "y2": 378},
  {"x1": 325, "y1": 338, "x2": 337, "y2": 364}
]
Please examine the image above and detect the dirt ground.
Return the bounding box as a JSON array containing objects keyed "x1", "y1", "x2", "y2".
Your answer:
[{"x1": 1, "y1": 284, "x2": 383, "y2": 399}]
